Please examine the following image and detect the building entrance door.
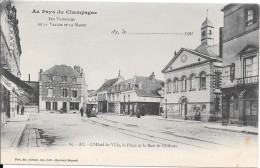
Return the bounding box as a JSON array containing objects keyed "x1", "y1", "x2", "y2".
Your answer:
[
  {"x1": 244, "y1": 100, "x2": 258, "y2": 127},
  {"x1": 180, "y1": 97, "x2": 187, "y2": 119},
  {"x1": 63, "y1": 102, "x2": 67, "y2": 112}
]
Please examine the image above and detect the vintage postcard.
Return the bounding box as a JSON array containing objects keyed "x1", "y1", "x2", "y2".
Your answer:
[{"x1": 0, "y1": 0, "x2": 259, "y2": 167}]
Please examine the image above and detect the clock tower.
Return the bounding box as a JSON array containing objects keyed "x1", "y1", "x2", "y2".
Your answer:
[{"x1": 201, "y1": 16, "x2": 214, "y2": 46}]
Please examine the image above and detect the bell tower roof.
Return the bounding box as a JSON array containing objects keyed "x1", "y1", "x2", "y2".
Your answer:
[{"x1": 201, "y1": 18, "x2": 214, "y2": 29}]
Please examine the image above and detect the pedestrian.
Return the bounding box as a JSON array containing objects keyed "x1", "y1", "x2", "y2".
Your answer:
[
  {"x1": 17, "y1": 104, "x2": 19, "y2": 114},
  {"x1": 80, "y1": 107, "x2": 84, "y2": 117},
  {"x1": 21, "y1": 105, "x2": 25, "y2": 115},
  {"x1": 86, "y1": 107, "x2": 91, "y2": 118},
  {"x1": 136, "y1": 109, "x2": 141, "y2": 118}
]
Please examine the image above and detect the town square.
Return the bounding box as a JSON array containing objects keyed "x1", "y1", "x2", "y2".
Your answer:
[{"x1": 0, "y1": 0, "x2": 259, "y2": 167}]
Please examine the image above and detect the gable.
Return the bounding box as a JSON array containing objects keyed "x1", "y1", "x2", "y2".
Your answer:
[
  {"x1": 238, "y1": 45, "x2": 259, "y2": 56},
  {"x1": 164, "y1": 50, "x2": 207, "y2": 72}
]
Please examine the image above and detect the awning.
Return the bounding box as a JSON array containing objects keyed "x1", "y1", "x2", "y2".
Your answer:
[{"x1": 2, "y1": 68, "x2": 33, "y2": 93}]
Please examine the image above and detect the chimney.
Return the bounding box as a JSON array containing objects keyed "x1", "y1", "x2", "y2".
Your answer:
[
  {"x1": 74, "y1": 65, "x2": 81, "y2": 73},
  {"x1": 174, "y1": 51, "x2": 177, "y2": 56},
  {"x1": 39, "y1": 69, "x2": 43, "y2": 81},
  {"x1": 28, "y1": 74, "x2": 30, "y2": 82},
  {"x1": 149, "y1": 72, "x2": 155, "y2": 81}
]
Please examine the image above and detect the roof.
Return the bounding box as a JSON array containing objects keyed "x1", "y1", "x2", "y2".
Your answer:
[
  {"x1": 134, "y1": 76, "x2": 164, "y2": 97},
  {"x1": 96, "y1": 78, "x2": 118, "y2": 92},
  {"x1": 88, "y1": 90, "x2": 97, "y2": 97},
  {"x1": 221, "y1": 4, "x2": 236, "y2": 11},
  {"x1": 42, "y1": 65, "x2": 81, "y2": 77},
  {"x1": 161, "y1": 46, "x2": 221, "y2": 73},
  {"x1": 113, "y1": 76, "x2": 164, "y2": 97},
  {"x1": 201, "y1": 18, "x2": 214, "y2": 28},
  {"x1": 2, "y1": 69, "x2": 33, "y2": 93},
  {"x1": 195, "y1": 43, "x2": 219, "y2": 57}
]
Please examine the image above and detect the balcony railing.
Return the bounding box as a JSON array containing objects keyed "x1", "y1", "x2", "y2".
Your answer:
[{"x1": 236, "y1": 76, "x2": 259, "y2": 85}]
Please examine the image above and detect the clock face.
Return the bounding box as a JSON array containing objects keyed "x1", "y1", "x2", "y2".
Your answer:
[{"x1": 181, "y1": 54, "x2": 187, "y2": 62}]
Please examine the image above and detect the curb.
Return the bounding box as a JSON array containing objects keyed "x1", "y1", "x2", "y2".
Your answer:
[
  {"x1": 152, "y1": 117, "x2": 202, "y2": 123},
  {"x1": 11, "y1": 123, "x2": 29, "y2": 148},
  {"x1": 205, "y1": 126, "x2": 258, "y2": 135}
]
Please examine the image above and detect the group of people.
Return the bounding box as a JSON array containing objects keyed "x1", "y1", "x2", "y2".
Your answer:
[
  {"x1": 80, "y1": 106, "x2": 95, "y2": 118},
  {"x1": 17, "y1": 104, "x2": 25, "y2": 115}
]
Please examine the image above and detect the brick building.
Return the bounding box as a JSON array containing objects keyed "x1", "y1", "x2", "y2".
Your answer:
[
  {"x1": 221, "y1": 4, "x2": 259, "y2": 127},
  {"x1": 161, "y1": 17, "x2": 222, "y2": 121},
  {"x1": 39, "y1": 65, "x2": 87, "y2": 113}
]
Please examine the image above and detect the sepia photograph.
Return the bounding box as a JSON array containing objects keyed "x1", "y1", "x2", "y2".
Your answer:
[{"x1": 0, "y1": 0, "x2": 259, "y2": 167}]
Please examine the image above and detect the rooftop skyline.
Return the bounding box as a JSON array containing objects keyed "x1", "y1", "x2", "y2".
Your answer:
[{"x1": 15, "y1": 1, "x2": 224, "y2": 89}]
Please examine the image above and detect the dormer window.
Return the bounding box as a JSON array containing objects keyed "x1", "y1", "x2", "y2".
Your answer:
[
  {"x1": 62, "y1": 76, "x2": 67, "y2": 82},
  {"x1": 49, "y1": 76, "x2": 53, "y2": 81},
  {"x1": 72, "y1": 77, "x2": 77, "y2": 83}
]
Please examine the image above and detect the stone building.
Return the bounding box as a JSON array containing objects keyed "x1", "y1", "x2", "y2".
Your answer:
[
  {"x1": 161, "y1": 17, "x2": 222, "y2": 121},
  {"x1": 96, "y1": 72, "x2": 123, "y2": 113},
  {"x1": 107, "y1": 72, "x2": 164, "y2": 115},
  {"x1": 0, "y1": 0, "x2": 32, "y2": 125},
  {"x1": 39, "y1": 65, "x2": 87, "y2": 113},
  {"x1": 221, "y1": 4, "x2": 259, "y2": 127}
]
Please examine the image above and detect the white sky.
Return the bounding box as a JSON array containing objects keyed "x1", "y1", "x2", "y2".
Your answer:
[{"x1": 15, "y1": 1, "x2": 225, "y2": 90}]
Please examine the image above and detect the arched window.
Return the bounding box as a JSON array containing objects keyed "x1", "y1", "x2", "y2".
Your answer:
[
  {"x1": 181, "y1": 76, "x2": 187, "y2": 91},
  {"x1": 173, "y1": 78, "x2": 178, "y2": 91},
  {"x1": 190, "y1": 74, "x2": 196, "y2": 89},
  {"x1": 200, "y1": 72, "x2": 206, "y2": 88}
]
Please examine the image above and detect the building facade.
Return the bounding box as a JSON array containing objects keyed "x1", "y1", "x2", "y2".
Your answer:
[
  {"x1": 161, "y1": 17, "x2": 222, "y2": 122},
  {"x1": 221, "y1": 4, "x2": 259, "y2": 127},
  {"x1": 107, "y1": 72, "x2": 164, "y2": 115},
  {"x1": 39, "y1": 65, "x2": 87, "y2": 113},
  {"x1": 87, "y1": 90, "x2": 98, "y2": 110},
  {"x1": 96, "y1": 72, "x2": 122, "y2": 113},
  {"x1": 0, "y1": 0, "x2": 32, "y2": 125}
]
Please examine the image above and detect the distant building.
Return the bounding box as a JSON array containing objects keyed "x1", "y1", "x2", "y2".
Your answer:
[
  {"x1": 221, "y1": 4, "x2": 259, "y2": 127},
  {"x1": 96, "y1": 72, "x2": 122, "y2": 113},
  {"x1": 161, "y1": 16, "x2": 222, "y2": 121},
  {"x1": 39, "y1": 65, "x2": 87, "y2": 113},
  {"x1": 107, "y1": 72, "x2": 164, "y2": 115},
  {"x1": 21, "y1": 80, "x2": 39, "y2": 105},
  {"x1": 87, "y1": 90, "x2": 97, "y2": 109},
  {"x1": 0, "y1": 0, "x2": 32, "y2": 125}
]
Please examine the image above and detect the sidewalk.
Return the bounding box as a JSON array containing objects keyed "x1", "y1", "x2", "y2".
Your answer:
[
  {"x1": 205, "y1": 124, "x2": 258, "y2": 135},
  {"x1": 99, "y1": 113, "x2": 258, "y2": 135},
  {"x1": 1, "y1": 114, "x2": 30, "y2": 148}
]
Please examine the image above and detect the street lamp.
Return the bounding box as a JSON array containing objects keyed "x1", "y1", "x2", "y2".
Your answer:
[{"x1": 165, "y1": 99, "x2": 167, "y2": 118}]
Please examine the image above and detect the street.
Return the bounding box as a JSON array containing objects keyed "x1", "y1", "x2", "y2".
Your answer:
[{"x1": 18, "y1": 112, "x2": 257, "y2": 150}]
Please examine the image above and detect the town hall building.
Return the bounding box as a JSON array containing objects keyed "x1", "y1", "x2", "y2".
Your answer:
[{"x1": 161, "y1": 17, "x2": 222, "y2": 122}]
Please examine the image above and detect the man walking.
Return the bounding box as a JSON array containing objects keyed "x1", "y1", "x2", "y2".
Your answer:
[
  {"x1": 17, "y1": 105, "x2": 19, "y2": 114},
  {"x1": 80, "y1": 107, "x2": 84, "y2": 117}
]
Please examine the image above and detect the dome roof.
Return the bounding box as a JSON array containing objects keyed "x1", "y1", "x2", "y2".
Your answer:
[{"x1": 201, "y1": 18, "x2": 214, "y2": 28}]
